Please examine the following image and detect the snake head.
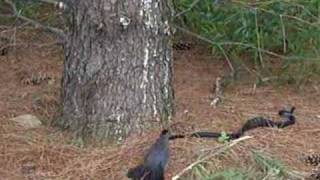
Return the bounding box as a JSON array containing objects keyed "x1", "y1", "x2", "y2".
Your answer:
[
  {"x1": 278, "y1": 106, "x2": 296, "y2": 125},
  {"x1": 278, "y1": 106, "x2": 295, "y2": 117}
]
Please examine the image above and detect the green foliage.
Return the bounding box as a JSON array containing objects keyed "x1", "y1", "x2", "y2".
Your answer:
[
  {"x1": 251, "y1": 151, "x2": 288, "y2": 179},
  {"x1": 218, "y1": 131, "x2": 230, "y2": 143},
  {"x1": 12, "y1": 0, "x2": 41, "y2": 16},
  {"x1": 193, "y1": 164, "x2": 257, "y2": 180},
  {"x1": 0, "y1": 0, "x2": 61, "y2": 27},
  {"x1": 205, "y1": 168, "x2": 252, "y2": 180},
  {"x1": 174, "y1": 0, "x2": 320, "y2": 85},
  {"x1": 191, "y1": 151, "x2": 303, "y2": 180}
]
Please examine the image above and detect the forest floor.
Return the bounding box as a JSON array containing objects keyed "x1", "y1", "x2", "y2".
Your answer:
[{"x1": 0, "y1": 34, "x2": 320, "y2": 179}]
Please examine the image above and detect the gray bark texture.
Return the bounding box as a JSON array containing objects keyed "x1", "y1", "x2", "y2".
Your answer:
[{"x1": 58, "y1": 0, "x2": 174, "y2": 141}]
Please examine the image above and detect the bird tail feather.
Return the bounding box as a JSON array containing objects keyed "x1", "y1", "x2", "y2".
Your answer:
[
  {"x1": 127, "y1": 165, "x2": 147, "y2": 179},
  {"x1": 127, "y1": 164, "x2": 164, "y2": 180}
]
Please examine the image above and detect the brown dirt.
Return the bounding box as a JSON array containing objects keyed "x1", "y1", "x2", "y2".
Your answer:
[{"x1": 0, "y1": 37, "x2": 320, "y2": 179}]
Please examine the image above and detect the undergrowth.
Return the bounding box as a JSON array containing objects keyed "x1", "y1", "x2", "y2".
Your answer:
[
  {"x1": 192, "y1": 151, "x2": 304, "y2": 180},
  {"x1": 0, "y1": 0, "x2": 63, "y2": 29},
  {"x1": 174, "y1": 0, "x2": 320, "y2": 86},
  {"x1": 2, "y1": 0, "x2": 319, "y2": 86}
]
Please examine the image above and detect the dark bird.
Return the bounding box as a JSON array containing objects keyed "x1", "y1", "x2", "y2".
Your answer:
[{"x1": 127, "y1": 130, "x2": 170, "y2": 180}]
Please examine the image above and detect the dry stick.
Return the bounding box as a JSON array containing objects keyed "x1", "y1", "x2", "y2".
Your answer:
[
  {"x1": 172, "y1": 136, "x2": 252, "y2": 180},
  {"x1": 210, "y1": 77, "x2": 223, "y2": 108}
]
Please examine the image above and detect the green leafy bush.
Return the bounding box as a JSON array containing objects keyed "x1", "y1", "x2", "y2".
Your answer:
[{"x1": 174, "y1": 0, "x2": 320, "y2": 85}]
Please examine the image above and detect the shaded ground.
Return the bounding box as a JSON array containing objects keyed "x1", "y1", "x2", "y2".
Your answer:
[{"x1": 0, "y1": 38, "x2": 320, "y2": 179}]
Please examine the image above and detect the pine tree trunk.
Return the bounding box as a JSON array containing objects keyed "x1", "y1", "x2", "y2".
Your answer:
[{"x1": 58, "y1": 0, "x2": 174, "y2": 141}]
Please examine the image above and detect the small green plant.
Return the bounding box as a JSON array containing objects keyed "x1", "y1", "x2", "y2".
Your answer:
[{"x1": 218, "y1": 131, "x2": 230, "y2": 143}]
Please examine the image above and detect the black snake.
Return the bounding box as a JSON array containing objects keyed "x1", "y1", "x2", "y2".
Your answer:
[{"x1": 169, "y1": 107, "x2": 295, "y2": 140}]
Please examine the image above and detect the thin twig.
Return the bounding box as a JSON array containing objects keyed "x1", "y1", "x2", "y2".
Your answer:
[
  {"x1": 216, "y1": 44, "x2": 235, "y2": 75},
  {"x1": 280, "y1": 15, "x2": 287, "y2": 54},
  {"x1": 175, "y1": 0, "x2": 200, "y2": 17},
  {"x1": 254, "y1": 8, "x2": 264, "y2": 68},
  {"x1": 172, "y1": 136, "x2": 252, "y2": 180},
  {"x1": 39, "y1": 0, "x2": 59, "y2": 5},
  {"x1": 18, "y1": 14, "x2": 65, "y2": 38},
  {"x1": 210, "y1": 76, "x2": 223, "y2": 108}
]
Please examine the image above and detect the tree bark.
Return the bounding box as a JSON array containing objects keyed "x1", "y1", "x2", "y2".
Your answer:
[{"x1": 58, "y1": 0, "x2": 174, "y2": 141}]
